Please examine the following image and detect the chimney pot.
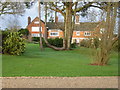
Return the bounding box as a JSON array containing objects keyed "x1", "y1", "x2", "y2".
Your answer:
[
  {"x1": 75, "y1": 15, "x2": 80, "y2": 24},
  {"x1": 28, "y1": 16, "x2": 31, "y2": 25},
  {"x1": 55, "y1": 16, "x2": 58, "y2": 23}
]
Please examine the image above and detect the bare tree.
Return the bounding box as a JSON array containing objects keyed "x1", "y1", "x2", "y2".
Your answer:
[
  {"x1": 38, "y1": 0, "x2": 43, "y2": 51},
  {"x1": 0, "y1": 2, "x2": 25, "y2": 16},
  {"x1": 43, "y1": 1, "x2": 94, "y2": 50},
  {"x1": 93, "y1": 2, "x2": 118, "y2": 65}
]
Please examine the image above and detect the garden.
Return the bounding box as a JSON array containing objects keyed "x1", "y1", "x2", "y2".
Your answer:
[
  {"x1": 1, "y1": 29, "x2": 119, "y2": 77},
  {"x1": 2, "y1": 43, "x2": 118, "y2": 77}
]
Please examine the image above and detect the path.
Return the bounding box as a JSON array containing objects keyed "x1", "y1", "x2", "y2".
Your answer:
[{"x1": 1, "y1": 76, "x2": 119, "y2": 88}]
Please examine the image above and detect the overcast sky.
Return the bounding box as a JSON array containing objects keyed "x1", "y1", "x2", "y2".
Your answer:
[{"x1": 0, "y1": 2, "x2": 119, "y2": 34}]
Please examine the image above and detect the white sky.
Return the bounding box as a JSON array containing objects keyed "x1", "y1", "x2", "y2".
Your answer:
[
  {"x1": 0, "y1": 2, "x2": 100, "y2": 30},
  {"x1": 0, "y1": 2, "x2": 119, "y2": 34}
]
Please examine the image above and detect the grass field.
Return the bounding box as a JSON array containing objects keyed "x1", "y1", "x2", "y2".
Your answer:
[{"x1": 2, "y1": 43, "x2": 118, "y2": 77}]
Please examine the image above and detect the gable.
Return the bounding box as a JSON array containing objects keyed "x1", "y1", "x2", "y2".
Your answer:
[{"x1": 27, "y1": 17, "x2": 45, "y2": 28}]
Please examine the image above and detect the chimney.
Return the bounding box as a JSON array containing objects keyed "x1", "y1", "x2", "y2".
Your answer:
[
  {"x1": 28, "y1": 16, "x2": 31, "y2": 25},
  {"x1": 75, "y1": 15, "x2": 80, "y2": 24},
  {"x1": 55, "y1": 16, "x2": 58, "y2": 23}
]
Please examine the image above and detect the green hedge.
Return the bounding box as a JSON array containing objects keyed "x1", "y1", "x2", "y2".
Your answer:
[
  {"x1": 112, "y1": 39, "x2": 120, "y2": 52},
  {"x1": 32, "y1": 37, "x2": 76, "y2": 48},
  {"x1": 80, "y1": 38, "x2": 99, "y2": 48}
]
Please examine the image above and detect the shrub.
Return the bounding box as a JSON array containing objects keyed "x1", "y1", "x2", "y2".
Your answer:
[
  {"x1": 71, "y1": 42, "x2": 77, "y2": 48},
  {"x1": 80, "y1": 39, "x2": 91, "y2": 48},
  {"x1": 32, "y1": 37, "x2": 76, "y2": 48},
  {"x1": 112, "y1": 39, "x2": 120, "y2": 52},
  {"x1": 32, "y1": 37, "x2": 47, "y2": 47},
  {"x1": 93, "y1": 38, "x2": 99, "y2": 49},
  {"x1": 2, "y1": 30, "x2": 10, "y2": 41},
  {"x1": 2, "y1": 32, "x2": 26, "y2": 55},
  {"x1": 48, "y1": 38, "x2": 63, "y2": 47},
  {"x1": 18, "y1": 28, "x2": 29, "y2": 36},
  {"x1": 80, "y1": 38, "x2": 99, "y2": 49},
  {"x1": 32, "y1": 37, "x2": 39, "y2": 42}
]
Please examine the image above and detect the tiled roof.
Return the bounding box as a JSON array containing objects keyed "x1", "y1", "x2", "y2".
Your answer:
[{"x1": 46, "y1": 22, "x2": 100, "y2": 31}]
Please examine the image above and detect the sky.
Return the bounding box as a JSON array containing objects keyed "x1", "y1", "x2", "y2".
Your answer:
[
  {"x1": 0, "y1": 2, "x2": 102, "y2": 30},
  {"x1": 0, "y1": 2, "x2": 119, "y2": 34}
]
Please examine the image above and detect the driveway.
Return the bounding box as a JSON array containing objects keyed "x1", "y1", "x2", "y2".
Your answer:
[{"x1": 1, "y1": 76, "x2": 119, "y2": 88}]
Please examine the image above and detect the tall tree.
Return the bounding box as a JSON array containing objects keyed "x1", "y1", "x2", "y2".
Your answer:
[
  {"x1": 38, "y1": 0, "x2": 43, "y2": 51},
  {"x1": 93, "y1": 2, "x2": 118, "y2": 65},
  {"x1": 43, "y1": 1, "x2": 94, "y2": 50},
  {"x1": 0, "y1": 1, "x2": 35, "y2": 16},
  {"x1": 0, "y1": 2, "x2": 25, "y2": 16}
]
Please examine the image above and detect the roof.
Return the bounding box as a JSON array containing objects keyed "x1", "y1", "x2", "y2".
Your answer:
[
  {"x1": 46, "y1": 22, "x2": 64, "y2": 30},
  {"x1": 46, "y1": 22, "x2": 100, "y2": 31}
]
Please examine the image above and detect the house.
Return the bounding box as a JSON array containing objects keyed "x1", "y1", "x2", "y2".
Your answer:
[{"x1": 27, "y1": 15, "x2": 101, "y2": 43}]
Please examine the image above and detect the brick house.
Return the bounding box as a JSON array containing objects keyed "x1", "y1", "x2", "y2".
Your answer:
[{"x1": 27, "y1": 16, "x2": 102, "y2": 43}]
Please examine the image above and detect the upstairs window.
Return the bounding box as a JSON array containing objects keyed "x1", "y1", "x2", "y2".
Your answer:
[
  {"x1": 34, "y1": 21, "x2": 39, "y2": 24},
  {"x1": 84, "y1": 32, "x2": 91, "y2": 36},
  {"x1": 32, "y1": 27, "x2": 42, "y2": 32}
]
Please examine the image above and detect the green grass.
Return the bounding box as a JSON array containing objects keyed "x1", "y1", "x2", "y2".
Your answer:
[{"x1": 2, "y1": 43, "x2": 119, "y2": 77}]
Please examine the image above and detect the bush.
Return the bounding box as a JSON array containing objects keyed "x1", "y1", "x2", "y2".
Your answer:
[
  {"x1": 32, "y1": 37, "x2": 47, "y2": 47},
  {"x1": 2, "y1": 32, "x2": 26, "y2": 55},
  {"x1": 112, "y1": 39, "x2": 120, "y2": 52},
  {"x1": 18, "y1": 28, "x2": 29, "y2": 36},
  {"x1": 32, "y1": 37, "x2": 76, "y2": 48},
  {"x1": 32, "y1": 37, "x2": 40, "y2": 42},
  {"x1": 80, "y1": 38, "x2": 99, "y2": 49},
  {"x1": 93, "y1": 38, "x2": 99, "y2": 49},
  {"x1": 80, "y1": 39, "x2": 91, "y2": 48},
  {"x1": 71, "y1": 42, "x2": 77, "y2": 48},
  {"x1": 48, "y1": 38, "x2": 63, "y2": 47},
  {"x1": 2, "y1": 30, "x2": 10, "y2": 41}
]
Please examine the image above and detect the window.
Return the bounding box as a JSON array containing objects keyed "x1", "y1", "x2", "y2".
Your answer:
[
  {"x1": 32, "y1": 34, "x2": 39, "y2": 37},
  {"x1": 32, "y1": 27, "x2": 42, "y2": 32},
  {"x1": 84, "y1": 32, "x2": 91, "y2": 36},
  {"x1": 32, "y1": 34, "x2": 43, "y2": 37},
  {"x1": 34, "y1": 21, "x2": 39, "y2": 24},
  {"x1": 50, "y1": 32, "x2": 59, "y2": 36},
  {"x1": 76, "y1": 31, "x2": 80, "y2": 36}
]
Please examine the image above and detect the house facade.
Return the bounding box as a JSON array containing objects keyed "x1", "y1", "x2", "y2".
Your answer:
[{"x1": 27, "y1": 16, "x2": 101, "y2": 43}]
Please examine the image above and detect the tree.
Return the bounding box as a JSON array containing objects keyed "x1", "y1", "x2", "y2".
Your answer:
[
  {"x1": 42, "y1": 1, "x2": 94, "y2": 50},
  {"x1": 0, "y1": 1, "x2": 35, "y2": 16},
  {"x1": 92, "y1": 2, "x2": 118, "y2": 65},
  {"x1": 38, "y1": 0, "x2": 43, "y2": 51},
  {"x1": 0, "y1": 2, "x2": 25, "y2": 16}
]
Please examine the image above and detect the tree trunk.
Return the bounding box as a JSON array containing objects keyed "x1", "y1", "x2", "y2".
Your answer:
[
  {"x1": 38, "y1": 0, "x2": 43, "y2": 51},
  {"x1": 43, "y1": 2, "x2": 73, "y2": 50},
  {"x1": 44, "y1": 2, "x2": 48, "y2": 39},
  {"x1": 64, "y1": 2, "x2": 73, "y2": 50},
  {"x1": 94, "y1": 2, "x2": 118, "y2": 65}
]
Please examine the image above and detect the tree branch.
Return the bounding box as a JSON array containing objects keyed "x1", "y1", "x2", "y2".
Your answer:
[
  {"x1": 48, "y1": 7, "x2": 65, "y2": 16},
  {"x1": 47, "y1": 2, "x2": 65, "y2": 16},
  {"x1": 74, "y1": 2, "x2": 93, "y2": 12}
]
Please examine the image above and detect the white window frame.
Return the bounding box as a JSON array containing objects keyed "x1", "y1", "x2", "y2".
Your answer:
[
  {"x1": 32, "y1": 33, "x2": 39, "y2": 37},
  {"x1": 50, "y1": 32, "x2": 59, "y2": 36},
  {"x1": 32, "y1": 33, "x2": 43, "y2": 37},
  {"x1": 32, "y1": 27, "x2": 42, "y2": 32},
  {"x1": 84, "y1": 32, "x2": 91, "y2": 36},
  {"x1": 76, "y1": 31, "x2": 80, "y2": 36},
  {"x1": 34, "y1": 21, "x2": 39, "y2": 24}
]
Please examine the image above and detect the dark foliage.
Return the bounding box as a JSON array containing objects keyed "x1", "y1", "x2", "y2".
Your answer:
[{"x1": 32, "y1": 37, "x2": 76, "y2": 48}]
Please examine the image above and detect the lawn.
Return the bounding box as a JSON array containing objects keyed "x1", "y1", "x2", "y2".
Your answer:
[{"x1": 2, "y1": 43, "x2": 118, "y2": 77}]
